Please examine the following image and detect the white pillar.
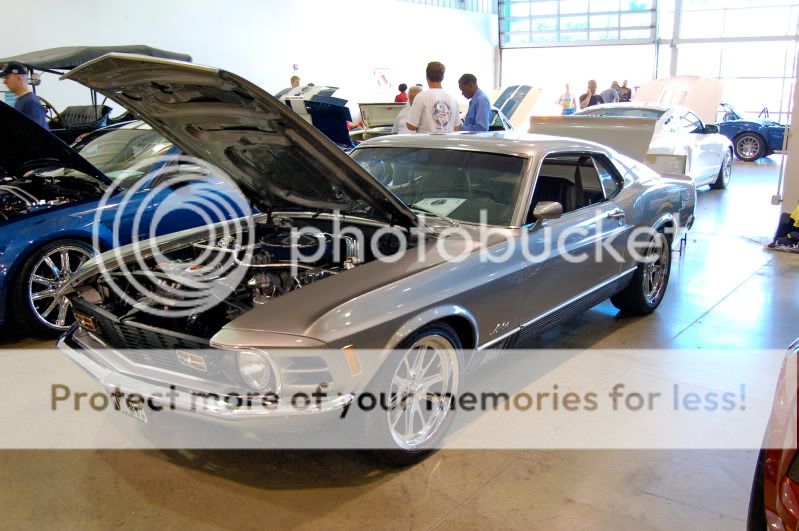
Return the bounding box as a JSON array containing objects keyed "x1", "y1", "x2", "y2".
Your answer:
[{"x1": 780, "y1": 52, "x2": 799, "y2": 217}]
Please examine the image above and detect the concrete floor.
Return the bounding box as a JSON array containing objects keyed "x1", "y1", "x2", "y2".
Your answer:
[{"x1": 1, "y1": 157, "x2": 798, "y2": 530}]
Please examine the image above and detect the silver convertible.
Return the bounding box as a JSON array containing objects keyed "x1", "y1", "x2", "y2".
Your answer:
[{"x1": 57, "y1": 55, "x2": 695, "y2": 464}]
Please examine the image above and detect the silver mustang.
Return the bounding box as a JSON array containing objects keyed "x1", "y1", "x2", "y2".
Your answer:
[{"x1": 57, "y1": 55, "x2": 695, "y2": 464}]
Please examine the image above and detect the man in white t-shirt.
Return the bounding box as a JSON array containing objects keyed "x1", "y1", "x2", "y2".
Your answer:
[
  {"x1": 392, "y1": 85, "x2": 423, "y2": 134},
  {"x1": 406, "y1": 61, "x2": 460, "y2": 134}
]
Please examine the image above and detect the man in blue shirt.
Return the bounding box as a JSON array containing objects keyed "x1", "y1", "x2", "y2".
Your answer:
[
  {"x1": 1, "y1": 61, "x2": 49, "y2": 130},
  {"x1": 456, "y1": 73, "x2": 491, "y2": 132}
]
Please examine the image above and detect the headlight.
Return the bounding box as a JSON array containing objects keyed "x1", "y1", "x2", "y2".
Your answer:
[{"x1": 237, "y1": 350, "x2": 273, "y2": 390}]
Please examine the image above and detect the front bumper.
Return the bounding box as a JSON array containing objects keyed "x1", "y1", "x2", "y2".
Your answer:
[{"x1": 57, "y1": 326, "x2": 354, "y2": 428}]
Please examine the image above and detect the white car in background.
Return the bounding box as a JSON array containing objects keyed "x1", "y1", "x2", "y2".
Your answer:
[{"x1": 530, "y1": 103, "x2": 733, "y2": 189}]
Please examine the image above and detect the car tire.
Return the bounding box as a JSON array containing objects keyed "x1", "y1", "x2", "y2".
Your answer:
[
  {"x1": 11, "y1": 239, "x2": 96, "y2": 337},
  {"x1": 710, "y1": 150, "x2": 732, "y2": 190},
  {"x1": 363, "y1": 322, "x2": 464, "y2": 466},
  {"x1": 611, "y1": 230, "x2": 672, "y2": 315},
  {"x1": 734, "y1": 133, "x2": 766, "y2": 162},
  {"x1": 747, "y1": 449, "x2": 767, "y2": 531}
]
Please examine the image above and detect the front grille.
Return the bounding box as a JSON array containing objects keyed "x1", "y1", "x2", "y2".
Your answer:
[{"x1": 70, "y1": 297, "x2": 212, "y2": 374}]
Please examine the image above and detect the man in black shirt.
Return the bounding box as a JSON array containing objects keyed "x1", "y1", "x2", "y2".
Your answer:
[
  {"x1": 1, "y1": 61, "x2": 49, "y2": 129},
  {"x1": 579, "y1": 79, "x2": 604, "y2": 110}
]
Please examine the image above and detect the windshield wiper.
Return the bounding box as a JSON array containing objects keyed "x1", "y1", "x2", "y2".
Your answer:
[{"x1": 410, "y1": 204, "x2": 459, "y2": 227}]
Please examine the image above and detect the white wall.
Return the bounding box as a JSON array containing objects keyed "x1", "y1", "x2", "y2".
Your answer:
[{"x1": 2, "y1": 0, "x2": 498, "y2": 116}]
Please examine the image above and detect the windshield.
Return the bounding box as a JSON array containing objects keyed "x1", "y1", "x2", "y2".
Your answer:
[
  {"x1": 72, "y1": 127, "x2": 174, "y2": 185},
  {"x1": 351, "y1": 147, "x2": 526, "y2": 226},
  {"x1": 577, "y1": 107, "x2": 665, "y2": 119}
]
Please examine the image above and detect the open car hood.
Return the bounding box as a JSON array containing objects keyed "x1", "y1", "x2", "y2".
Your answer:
[
  {"x1": 0, "y1": 103, "x2": 109, "y2": 182},
  {"x1": 0, "y1": 45, "x2": 191, "y2": 72},
  {"x1": 528, "y1": 115, "x2": 657, "y2": 163},
  {"x1": 359, "y1": 103, "x2": 406, "y2": 128},
  {"x1": 63, "y1": 54, "x2": 418, "y2": 228},
  {"x1": 491, "y1": 85, "x2": 542, "y2": 130},
  {"x1": 634, "y1": 76, "x2": 723, "y2": 125}
]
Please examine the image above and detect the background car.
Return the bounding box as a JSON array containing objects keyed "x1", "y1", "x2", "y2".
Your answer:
[
  {"x1": 716, "y1": 102, "x2": 787, "y2": 162},
  {"x1": 531, "y1": 103, "x2": 733, "y2": 189},
  {"x1": 0, "y1": 113, "x2": 241, "y2": 336},
  {"x1": 58, "y1": 54, "x2": 695, "y2": 464},
  {"x1": 348, "y1": 102, "x2": 514, "y2": 143}
]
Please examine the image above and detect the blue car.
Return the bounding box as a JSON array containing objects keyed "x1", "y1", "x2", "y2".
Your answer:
[
  {"x1": 716, "y1": 103, "x2": 787, "y2": 162},
  {"x1": 0, "y1": 106, "x2": 242, "y2": 336}
]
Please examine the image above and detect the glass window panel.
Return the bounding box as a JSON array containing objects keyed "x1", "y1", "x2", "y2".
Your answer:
[
  {"x1": 723, "y1": 7, "x2": 789, "y2": 38},
  {"x1": 560, "y1": 15, "x2": 589, "y2": 30},
  {"x1": 590, "y1": 0, "x2": 619, "y2": 12},
  {"x1": 590, "y1": 29, "x2": 618, "y2": 40},
  {"x1": 656, "y1": 44, "x2": 672, "y2": 79},
  {"x1": 680, "y1": 11, "x2": 724, "y2": 39},
  {"x1": 532, "y1": 17, "x2": 558, "y2": 30},
  {"x1": 682, "y1": 0, "x2": 725, "y2": 10},
  {"x1": 622, "y1": 0, "x2": 653, "y2": 10},
  {"x1": 507, "y1": 32, "x2": 533, "y2": 44},
  {"x1": 561, "y1": 0, "x2": 589, "y2": 14},
  {"x1": 658, "y1": 8, "x2": 675, "y2": 40},
  {"x1": 675, "y1": 44, "x2": 722, "y2": 77},
  {"x1": 509, "y1": 18, "x2": 532, "y2": 32},
  {"x1": 560, "y1": 31, "x2": 590, "y2": 41},
  {"x1": 509, "y1": 2, "x2": 531, "y2": 17},
  {"x1": 720, "y1": 79, "x2": 792, "y2": 119},
  {"x1": 720, "y1": 42, "x2": 793, "y2": 79},
  {"x1": 620, "y1": 12, "x2": 652, "y2": 28},
  {"x1": 590, "y1": 14, "x2": 619, "y2": 29},
  {"x1": 619, "y1": 28, "x2": 652, "y2": 39},
  {"x1": 531, "y1": 1, "x2": 558, "y2": 16},
  {"x1": 531, "y1": 31, "x2": 559, "y2": 43}
]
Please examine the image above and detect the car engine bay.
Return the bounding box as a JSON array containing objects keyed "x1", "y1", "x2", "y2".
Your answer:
[
  {"x1": 0, "y1": 175, "x2": 101, "y2": 222},
  {"x1": 69, "y1": 215, "x2": 408, "y2": 341}
]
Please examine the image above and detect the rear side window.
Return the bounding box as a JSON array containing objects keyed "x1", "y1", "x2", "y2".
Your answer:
[
  {"x1": 527, "y1": 152, "x2": 622, "y2": 223},
  {"x1": 593, "y1": 155, "x2": 623, "y2": 199}
]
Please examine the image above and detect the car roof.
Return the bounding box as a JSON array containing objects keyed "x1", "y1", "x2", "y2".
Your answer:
[
  {"x1": 581, "y1": 102, "x2": 696, "y2": 116},
  {"x1": 353, "y1": 131, "x2": 616, "y2": 158}
]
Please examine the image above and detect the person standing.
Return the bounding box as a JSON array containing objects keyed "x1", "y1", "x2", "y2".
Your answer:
[
  {"x1": 392, "y1": 86, "x2": 422, "y2": 134},
  {"x1": 599, "y1": 81, "x2": 620, "y2": 105},
  {"x1": 395, "y1": 83, "x2": 408, "y2": 103},
  {"x1": 579, "y1": 80, "x2": 604, "y2": 110},
  {"x1": 558, "y1": 84, "x2": 576, "y2": 115},
  {"x1": 290, "y1": 75, "x2": 301, "y2": 88},
  {"x1": 456, "y1": 74, "x2": 490, "y2": 132},
  {"x1": 406, "y1": 61, "x2": 460, "y2": 134},
  {"x1": 1, "y1": 61, "x2": 48, "y2": 129},
  {"x1": 618, "y1": 80, "x2": 632, "y2": 102}
]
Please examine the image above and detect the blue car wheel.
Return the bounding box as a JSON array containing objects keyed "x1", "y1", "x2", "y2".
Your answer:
[
  {"x1": 11, "y1": 239, "x2": 96, "y2": 337},
  {"x1": 734, "y1": 132, "x2": 766, "y2": 162}
]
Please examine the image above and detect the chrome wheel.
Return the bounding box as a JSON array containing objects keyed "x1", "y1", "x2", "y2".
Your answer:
[
  {"x1": 721, "y1": 154, "x2": 731, "y2": 186},
  {"x1": 27, "y1": 245, "x2": 93, "y2": 330},
  {"x1": 642, "y1": 233, "x2": 670, "y2": 305},
  {"x1": 712, "y1": 152, "x2": 732, "y2": 189},
  {"x1": 386, "y1": 335, "x2": 459, "y2": 450},
  {"x1": 736, "y1": 134, "x2": 762, "y2": 161}
]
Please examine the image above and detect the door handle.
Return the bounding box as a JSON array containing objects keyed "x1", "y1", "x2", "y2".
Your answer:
[{"x1": 606, "y1": 209, "x2": 625, "y2": 220}]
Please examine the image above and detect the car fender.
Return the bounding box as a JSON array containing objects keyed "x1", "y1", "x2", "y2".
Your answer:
[{"x1": 382, "y1": 304, "x2": 480, "y2": 352}]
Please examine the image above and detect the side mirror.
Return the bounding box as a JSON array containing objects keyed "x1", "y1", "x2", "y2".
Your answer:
[
  {"x1": 533, "y1": 200, "x2": 563, "y2": 220},
  {"x1": 704, "y1": 124, "x2": 719, "y2": 134},
  {"x1": 528, "y1": 201, "x2": 563, "y2": 231}
]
